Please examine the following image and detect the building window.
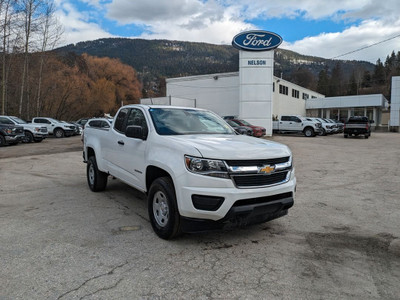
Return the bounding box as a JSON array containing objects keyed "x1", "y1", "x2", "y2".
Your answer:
[
  {"x1": 311, "y1": 96, "x2": 317, "y2": 99},
  {"x1": 302, "y1": 93, "x2": 309, "y2": 100},
  {"x1": 292, "y1": 89, "x2": 299, "y2": 98},
  {"x1": 279, "y1": 84, "x2": 288, "y2": 95},
  {"x1": 273, "y1": 82, "x2": 275, "y2": 92}
]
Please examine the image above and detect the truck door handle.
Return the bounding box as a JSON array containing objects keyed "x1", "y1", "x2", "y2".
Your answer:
[{"x1": 117, "y1": 140, "x2": 124, "y2": 145}]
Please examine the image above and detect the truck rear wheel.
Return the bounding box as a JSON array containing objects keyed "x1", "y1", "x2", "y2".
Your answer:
[
  {"x1": 148, "y1": 177, "x2": 181, "y2": 239},
  {"x1": 87, "y1": 156, "x2": 108, "y2": 192},
  {"x1": 0, "y1": 135, "x2": 5, "y2": 146}
]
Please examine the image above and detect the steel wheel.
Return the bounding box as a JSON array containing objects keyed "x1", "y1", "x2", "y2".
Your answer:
[
  {"x1": 88, "y1": 163, "x2": 95, "y2": 186},
  {"x1": 148, "y1": 177, "x2": 181, "y2": 239},
  {"x1": 153, "y1": 191, "x2": 169, "y2": 227}
]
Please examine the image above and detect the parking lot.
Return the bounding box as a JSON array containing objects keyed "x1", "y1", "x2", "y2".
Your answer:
[{"x1": 1, "y1": 133, "x2": 400, "y2": 299}]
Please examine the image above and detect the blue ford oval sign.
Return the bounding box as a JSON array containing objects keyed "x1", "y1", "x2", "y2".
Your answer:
[{"x1": 232, "y1": 30, "x2": 283, "y2": 51}]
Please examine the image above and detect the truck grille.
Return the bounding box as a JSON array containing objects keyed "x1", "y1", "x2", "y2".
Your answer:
[
  {"x1": 232, "y1": 171, "x2": 289, "y2": 188},
  {"x1": 225, "y1": 157, "x2": 290, "y2": 167}
]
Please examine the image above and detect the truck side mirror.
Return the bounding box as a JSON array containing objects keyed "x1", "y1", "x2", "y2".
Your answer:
[{"x1": 125, "y1": 125, "x2": 147, "y2": 140}]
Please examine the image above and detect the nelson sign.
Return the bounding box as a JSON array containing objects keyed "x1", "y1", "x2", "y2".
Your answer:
[{"x1": 232, "y1": 30, "x2": 282, "y2": 51}]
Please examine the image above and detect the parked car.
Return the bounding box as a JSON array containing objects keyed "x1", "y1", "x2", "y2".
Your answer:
[
  {"x1": 225, "y1": 119, "x2": 253, "y2": 136},
  {"x1": 331, "y1": 119, "x2": 344, "y2": 133},
  {"x1": 306, "y1": 118, "x2": 335, "y2": 136},
  {"x1": 344, "y1": 116, "x2": 371, "y2": 139},
  {"x1": 62, "y1": 121, "x2": 81, "y2": 136},
  {"x1": 0, "y1": 123, "x2": 25, "y2": 146},
  {"x1": 76, "y1": 118, "x2": 90, "y2": 129},
  {"x1": 31, "y1": 117, "x2": 75, "y2": 138},
  {"x1": 273, "y1": 115, "x2": 322, "y2": 137},
  {"x1": 0, "y1": 115, "x2": 48, "y2": 143},
  {"x1": 223, "y1": 116, "x2": 266, "y2": 137}
]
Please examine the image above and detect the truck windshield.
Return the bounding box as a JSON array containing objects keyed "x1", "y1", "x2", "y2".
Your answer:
[
  {"x1": 149, "y1": 108, "x2": 235, "y2": 135},
  {"x1": 10, "y1": 117, "x2": 27, "y2": 124}
]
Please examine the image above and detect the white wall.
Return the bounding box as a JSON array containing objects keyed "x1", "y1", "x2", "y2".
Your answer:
[
  {"x1": 239, "y1": 50, "x2": 274, "y2": 135},
  {"x1": 390, "y1": 76, "x2": 400, "y2": 128},
  {"x1": 166, "y1": 73, "x2": 239, "y2": 116},
  {"x1": 306, "y1": 94, "x2": 387, "y2": 109}
]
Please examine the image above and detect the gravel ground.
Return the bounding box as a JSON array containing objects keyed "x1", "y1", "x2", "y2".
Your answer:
[{"x1": 0, "y1": 133, "x2": 399, "y2": 299}]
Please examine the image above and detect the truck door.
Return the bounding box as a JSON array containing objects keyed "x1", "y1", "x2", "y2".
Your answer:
[
  {"x1": 290, "y1": 116, "x2": 303, "y2": 131},
  {"x1": 279, "y1": 116, "x2": 291, "y2": 131},
  {"x1": 107, "y1": 108, "x2": 148, "y2": 191}
]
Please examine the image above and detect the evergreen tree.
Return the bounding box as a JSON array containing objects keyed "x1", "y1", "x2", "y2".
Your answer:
[
  {"x1": 347, "y1": 72, "x2": 358, "y2": 95},
  {"x1": 316, "y1": 67, "x2": 329, "y2": 96}
]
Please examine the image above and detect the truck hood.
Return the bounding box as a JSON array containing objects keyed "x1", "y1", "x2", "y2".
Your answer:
[{"x1": 164, "y1": 134, "x2": 291, "y2": 160}]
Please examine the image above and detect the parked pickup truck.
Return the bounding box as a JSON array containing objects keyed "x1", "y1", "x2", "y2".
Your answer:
[
  {"x1": 83, "y1": 105, "x2": 296, "y2": 239},
  {"x1": 0, "y1": 116, "x2": 48, "y2": 143},
  {"x1": 273, "y1": 115, "x2": 322, "y2": 137},
  {"x1": 31, "y1": 117, "x2": 75, "y2": 138},
  {"x1": 344, "y1": 116, "x2": 371, "y2": 139},
  {"x1": 0, "y1": 123, "x2": 25, "y2": 146}
]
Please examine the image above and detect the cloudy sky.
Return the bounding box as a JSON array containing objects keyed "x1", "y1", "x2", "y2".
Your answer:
[{"x1": 55, "y1": 0, "x2": 400, "y2": 63}]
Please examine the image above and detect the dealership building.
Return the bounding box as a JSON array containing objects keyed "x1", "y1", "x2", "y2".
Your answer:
[{"x1": 142, "y1": 31, "x2": 396, "y2": 134}]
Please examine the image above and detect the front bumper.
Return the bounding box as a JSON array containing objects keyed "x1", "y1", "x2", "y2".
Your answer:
[
  {"x1": 180, "y1": 194, "x2": 293, "y2": 232},
  {"x1": 5, "y1": 134, "x2": 25, "y2": 143},
  {"x1": 175, "y1": 169, "x2": 296, "y2": 221}
]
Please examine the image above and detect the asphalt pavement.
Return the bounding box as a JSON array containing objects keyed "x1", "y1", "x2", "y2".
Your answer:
[{"x1": 1, "y1": 133, "x2": 399, "y2": 299}]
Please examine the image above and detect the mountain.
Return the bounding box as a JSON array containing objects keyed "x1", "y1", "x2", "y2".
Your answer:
[{"x1": 56, "y1": 38, "x2": 375, "y2": 94}]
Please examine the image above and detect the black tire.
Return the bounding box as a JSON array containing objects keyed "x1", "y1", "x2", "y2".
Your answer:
[
  {"x1": 344, "y1": 134, "x2": 348, "y2": 138},
  {"x1": 319, "y1": 128, "x2": 326, "y2": 136},
  {"x1": 54, "y1": 128, "x2": 65, "y2": 138},
  {"x1": 365, "y1": 134, "x2": 369, "y2": 139},
  {"x1": 87, "y1": 156, "x2": 108, "y2": 192},
  {"x1": 0, "y1": 135, "x2": 6, "y2": 146},
  {"x1": 148, "y1": 177, "x2": 181, "y2": 240},
  {"x1": 24, "y1": 131, "x2": 34, "y2": 143},
  {"x1": 303, "y1": 127, "x2": 315, "y2": 137}
]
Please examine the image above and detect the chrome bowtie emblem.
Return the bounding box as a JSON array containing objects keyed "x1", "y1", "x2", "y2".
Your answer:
[{"x1": 258, "y1": 165, "x2": 275, "y2": 174}]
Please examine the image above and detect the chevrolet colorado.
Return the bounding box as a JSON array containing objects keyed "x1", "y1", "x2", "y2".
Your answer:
[{"x1": 83, "y1": 105, "x2": 296, "y2": 239}]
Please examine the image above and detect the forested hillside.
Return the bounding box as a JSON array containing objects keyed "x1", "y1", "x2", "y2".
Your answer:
[{"x1": 57, "y1": 38, "x2": 383, "y2": 98}]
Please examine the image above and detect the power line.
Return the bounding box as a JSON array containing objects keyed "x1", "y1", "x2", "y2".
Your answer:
[{"x1": 330, "y1": 33, "x2": 400, "y2": 60}]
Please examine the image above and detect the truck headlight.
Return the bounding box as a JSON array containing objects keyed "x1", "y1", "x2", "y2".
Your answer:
[{"x1": 184, "y1": 155, "x2": 229, "y2": 179}]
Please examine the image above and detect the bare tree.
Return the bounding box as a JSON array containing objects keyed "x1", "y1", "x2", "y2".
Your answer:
[
  {"x1": 0, "y1": 0, "x2": 15, "y2": 115},
  {"x1": 18, "y1": 0, "x2": 42, "y2": 118},
  {"x1": 36, "y1": 0, "x2": 62, "y2": 116}
]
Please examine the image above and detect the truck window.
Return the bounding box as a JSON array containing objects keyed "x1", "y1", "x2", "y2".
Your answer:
[
  {"x1": 0, "y1": 117, "x2": 13, "y2": 125},
  {"x1": 126, "y1": 109, "x2": 148, "y2": 132},
  {"x1": 114, "y1": 108, "x2": 129, "y2": 133},
  {"x1": 281, "y1": 116, "x2": 290, "y2": 121}
]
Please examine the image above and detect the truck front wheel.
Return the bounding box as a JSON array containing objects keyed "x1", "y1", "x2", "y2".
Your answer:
[
  {"x1": 24, "y1": 131, "x2": 34, "y2": 143},
  {"x1": 54, "y1": 128, "x2": 64, "y2": 138},
  {"x1": 87, "y1": 156, "x2": 108, "y2": 192},
  {"x1": 303, "y1": 127, "x2": 315, "y2": 137},
  {"x1": 148, "y1": 177, "x2": 181, "y2": 239}
]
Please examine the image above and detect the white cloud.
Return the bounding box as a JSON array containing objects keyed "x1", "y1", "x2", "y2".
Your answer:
[
  {"x1": 106, "y1": 0, "x2": 204, "y2": 24},
  {"x1": 55, "y1": 1, "x2": 113, "y2": 45},
  {"x1": 284, "y1": 19, "x2": 400, "y2": 63},
  {"x1": 55, "y1": 0, "x2": 400, "y2": 63}
]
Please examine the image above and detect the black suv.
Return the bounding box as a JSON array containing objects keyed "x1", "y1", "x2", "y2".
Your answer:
[{"x1": 344, "y1": 116, "x2": 371, "y2": 139}]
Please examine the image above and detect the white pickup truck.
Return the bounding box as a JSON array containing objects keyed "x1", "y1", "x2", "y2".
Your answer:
[
  {"x1": 83, "y1": 105, "x2": 296, "y2": 239},
  {"x1": 0, "y1": 116, "x2": 48, "y2": 142},
  {"x1": 273, "y1": 115, "x2": 322, "y2": 137}
]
